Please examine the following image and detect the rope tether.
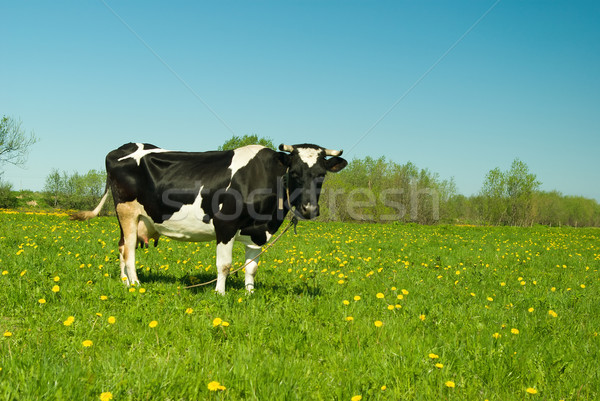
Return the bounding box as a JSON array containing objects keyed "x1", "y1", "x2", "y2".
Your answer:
[{"x1": 184, "y1": 216, "x2": 298, "y2": 289}]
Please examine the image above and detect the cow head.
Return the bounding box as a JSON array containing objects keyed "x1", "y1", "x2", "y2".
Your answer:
[{"x1": 278, "y1": 143, "x2": 348, "y2": 219}]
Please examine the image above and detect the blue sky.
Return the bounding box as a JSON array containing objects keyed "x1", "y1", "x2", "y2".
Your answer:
[{"x1": 2, "y1": 1, "x2": 599, "y2": 200}]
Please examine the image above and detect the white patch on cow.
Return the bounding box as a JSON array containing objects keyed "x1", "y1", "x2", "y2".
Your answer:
[
  {"x1": 229, "y1": 145, "x2": 265, "y2": 177},
  {"x1": 154, "y1": 186, "x2": 217, "y2": 241},
  {"x1": 118, "y1": 143, "x2": 170, "y2": 166},
  {"x1": 297, "y1": 147, "x2": 322, "y2": 168}
]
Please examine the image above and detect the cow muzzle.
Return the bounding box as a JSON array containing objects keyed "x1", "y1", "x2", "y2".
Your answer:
[{"x1": 299, "y1": 203, "x2": 320, "y2": 219}]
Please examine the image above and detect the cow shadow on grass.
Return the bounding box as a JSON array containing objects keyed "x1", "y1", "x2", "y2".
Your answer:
[
  {"x1": 136, "y1": 270, "x2": 322, "y2": 297},
  {"x1": 136, "y1": 270, "x2": 183, "y2": 285},
  {"x1": 182, "y1": 273, "x2": 323, "y2": 297}
]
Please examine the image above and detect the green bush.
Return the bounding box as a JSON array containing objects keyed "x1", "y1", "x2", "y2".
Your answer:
[{"x1": 0, "y1": 179, "x2": 17, "y2": 208}]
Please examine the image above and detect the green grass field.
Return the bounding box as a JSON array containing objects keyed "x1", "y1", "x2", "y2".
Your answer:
[{"x1": 1, "y1": 210, "x2": 599, "y2": 400}]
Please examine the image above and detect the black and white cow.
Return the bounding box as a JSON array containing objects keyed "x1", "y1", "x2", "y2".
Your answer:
[{"x1": 71, "y1": 142, "x2": 347, "y2": 294}]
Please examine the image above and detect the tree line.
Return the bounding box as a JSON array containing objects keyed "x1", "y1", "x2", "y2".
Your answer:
[{"x1": 1, "y1": 128, "x2": 599, "y2": 227}]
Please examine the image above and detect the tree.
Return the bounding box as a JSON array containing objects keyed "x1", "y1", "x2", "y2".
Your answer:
[
  {"x1": 218, "y1": 134, "x2": 275, "y2": 151},
  {"x1": 505, "y1": 159, "x2": 541, "y2": 225},
  {"x1": 45, "y1": 168, "x2": 63, "y2": 207},
  {"x1": 43, "y1": 169, "x2": 108, "y2": 211},
  {"x1": 480, "y1": 158, "x2": 540, "y2": 225},
  {"x1": 0, "y1": 116, "x2": 38, "y2": 172},
  {"x1": 480, "y1": 167, "x2": 508, "y2": 224}
]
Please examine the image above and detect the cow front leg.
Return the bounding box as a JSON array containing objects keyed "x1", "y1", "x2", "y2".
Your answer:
[
  {"x1": 215, "y1": 241, "x2": 234, "y2": 295},
  {"x1": 244, "y1": 245, "x2": 261, "y2": 293}
]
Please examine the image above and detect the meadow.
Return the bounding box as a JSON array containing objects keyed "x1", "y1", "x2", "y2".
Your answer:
[{"x1": 1, "y1": 210, "x2": 599, "y2": 400}]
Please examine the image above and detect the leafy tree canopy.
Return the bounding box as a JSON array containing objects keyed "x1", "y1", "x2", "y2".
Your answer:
[{"x1": 218, "y1": 134, "x2": 275, "y2": 151}]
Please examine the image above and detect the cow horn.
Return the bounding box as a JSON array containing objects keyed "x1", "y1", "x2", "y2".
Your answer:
[
  {"x1": 324, "y1": 148, "x2": 343, "y2": 157},
  {"x1": 279, "y1": 144, "x2": 294, "y2": 153}
]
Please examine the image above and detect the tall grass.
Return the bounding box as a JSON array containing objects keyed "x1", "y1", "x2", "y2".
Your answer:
[{"x1": 1, "y1": 211, "x2": 599, "y2": 399}]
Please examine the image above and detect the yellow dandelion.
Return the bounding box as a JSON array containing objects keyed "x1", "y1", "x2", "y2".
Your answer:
[
  {"x1": 100, "y1": 295, "x2": 108, "y2": 301},
  {"x1": 107, "y1": 316, "x2": 116, "y2": 324},
  {"x1": 3, "y1": 331, "x2": 12, "y2": 337},
  {"x1": 100, "y1": 391, "x2": 113, "y2": 401},
  {"x1": 428, "y1": 353, "x2": 439, "y2": 359},
  {"x1": 376, "y1": 292, "x2": 385, "y2": 299},
  {"x1": 401, "y1": 289, "x2": 409, "y2": 295},
  {"x1": 381, "y1": 385, "x2": 387, "y2": 390},
  {"x1": 493, "y1": 332, "x2": 501, "y2": 339},
  {"x1": 128, "y1": 287, "x2": 136, "y2": 293},
  {"x1": 374, "y1": 320, "x2": 383, "y2": 328},
  {"x1": 338, "y1": 280, "x2": 345, "y2": 285},
  {"x1": 435, "y1": 363, "x2": 444, "y2": 369},
  {"x1": 82, "y1": 340, "x2": 93, "y2": 347},
  {"x1": 149, "y1": 320, "x2": 158, "y2": 328},
  {"x1": 419, "y1": 314, "x2": 426, "y2": 321},
  {"x1": 139, "y1": 288, "x2": 146, "y2": 294},
  {"x1": 345, "y1": 316, "x2": 354, "y2": 321},
  {"x1": 526, "y1": 387, "x2": 538, "y2": 395},
  {"x1": 207, "y1": 381, "x2": 226, "y2": 391},
  {"x1": 63, "y1": 316, "x2": 75, "y2": 326},
  {"x1": 511, "y1": 328, "x2": 519, "y2": 335},
  {"x1": 38, "y1": 298, "x2": 46, "y2": 304},
  {"x1": 53, "y1": 276, "x2": 60, "y2": 282},
  {"x1": 487, "y1": 297, "x2": 493, "y2": 302},
  {"x1": 548, "y1": 310, "x2": 558, "y2": 318},
  {"x1": 20, "y1": 270, "x2": 27, "y2": 276},
  {"x1": 221, "y1": 321, "x2": 230, "y2": 327},
  {"x1": 445, "y1": 381, "x2": 455, "y2": 388},
  {"x1": 342, "y1": 300, "x2": 350, "y2": 305},
  {"x1": 580, "y1": 284, "x2": 586, "y2": 289},
  {"x1": 52, "y1": 285, "x2": 60, "y2": 293},
  {"x1": 212, "y1": 317, "x2": 223, "y2": 327},
  {"x1": 2, "y1": 270, "x2": 8, "y2": 275},
  {"x1": 351, "y1": 396, "x2": 362, "y2": 401},
  {"x1": 353, "y1": 295, "x2": 361, "y2": 301},
  {"x1": 185, "y1": 308, "x2": 194, "y2": 314},
  {"x1": 397, "y1": 294, "x2": 404, "y2": 300},
  {"x1": 528, "y1": 307, "x2": 534, "y2": 313}
]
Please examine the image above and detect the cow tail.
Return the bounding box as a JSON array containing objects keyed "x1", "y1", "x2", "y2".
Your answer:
[{"x1": 69, "y1": 183, "x2": 111, "y2": 221}]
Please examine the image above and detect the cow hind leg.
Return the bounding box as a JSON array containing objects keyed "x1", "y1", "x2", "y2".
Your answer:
[
  {"x1": 116, "y1": 203, "x2": 141, "y2": 286},
  {"x1": 244, "y1": 245, "x2": 261, "y2": 293},
  {"x1": 118, "y1": 234, "x2": 127, "y2": 283},
  {"x1": 215, "y1": 241, "x2": 234, "y2": 295}
]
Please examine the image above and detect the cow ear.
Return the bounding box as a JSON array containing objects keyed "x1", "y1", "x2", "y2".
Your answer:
[
  {"x1": 277, "y1": 151, "x2": 292, "y2": 167},
  {"x1": 325, "y1": 156, "x2": 348, "y2": 173}
]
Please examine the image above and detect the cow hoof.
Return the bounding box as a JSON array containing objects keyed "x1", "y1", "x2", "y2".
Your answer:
[{"x1": 122, "y1": 277, "x2": 140, "y2": 287}]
